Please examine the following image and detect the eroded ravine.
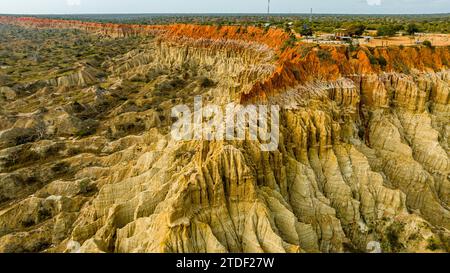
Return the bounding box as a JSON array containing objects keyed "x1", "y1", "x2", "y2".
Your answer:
[{"x1": 0, "y1": 17, "x2": 448, "y2": 253}]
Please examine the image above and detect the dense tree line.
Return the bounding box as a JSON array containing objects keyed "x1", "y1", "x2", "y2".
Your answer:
[
  {"x1": 291, "y1": 17, "x2": 448, "y2": 36},
  {"x1": 29, "y1": 13, "x2": 450, "y2": 36}
]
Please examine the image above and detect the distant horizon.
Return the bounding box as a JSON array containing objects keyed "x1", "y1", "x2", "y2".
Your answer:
[
  {"x1": 1, "y1": 12, "x2": 450, "y2": 16},
  {"x1": 1, "y1": 0, "x2": 449, "y2": 15}
]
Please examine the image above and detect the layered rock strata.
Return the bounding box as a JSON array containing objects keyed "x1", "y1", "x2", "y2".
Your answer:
[{"x1": 0, "y1": 16, "x2": 448, "y2": 253}]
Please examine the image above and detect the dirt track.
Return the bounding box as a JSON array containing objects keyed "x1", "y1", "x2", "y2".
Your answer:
[{"x1": 364, "y1": 34, "x2": 450, "y2": 47}]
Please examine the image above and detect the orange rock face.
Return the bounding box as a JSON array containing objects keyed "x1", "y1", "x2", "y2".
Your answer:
[
  {"x1": 0, "y1": 16, "x2": 288, "y2": 48},
  {"x1": 0, "y1": 16, "x2": 448, "y2": 104},
  {"x1": 242, "y1": 45, "x2": 450, "y2": 103}
]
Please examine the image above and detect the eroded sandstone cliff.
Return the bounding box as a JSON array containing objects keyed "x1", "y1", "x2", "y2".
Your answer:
[{"x1": 0, "y1": 16, "x2": 448, "y2": 253}]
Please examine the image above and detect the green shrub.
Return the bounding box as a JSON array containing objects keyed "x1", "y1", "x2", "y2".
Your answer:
[
  {"x1": 298, "y1": 44, "x2": 316, "y2": 58},
  {"x1": 385, "y1": 222, "x2": 405, "y2": 252},
  {"x1": 76, "y1": 129, "x2": 93, "y2": 137},
  {"x1": 422, "y1": 40, "x2": 433, "y2": 48},
  {"x1": 377, "y1": 25, "x2": 397, "y2": 37},
  {"x1": 394, "y1": 61, "x2": 410, "y2": 74},
  {"x1": 368, "y1": 54, "x2": 378, "y2": 65},
  {"x1": 426, "y1": 236, "x2": 442, "y2": 251},
  {"x1": 199, "y1": 77, "x2": 215, "y2": 88},
  {"x1": 299, "y1": 25, "x2": 313, "y2": 36},
  {"x1": 317, "y1": 49, "x2": 332, "y2": 61},
  {"x1": 51, "y1": 162, "x2": 70, "y2": 174},
  {"x1": 79, "y1": 178, "x2": 92, "y2": 194},
  {"x1": 3, "y1": 146, "x2": 40, "y2": 169},
  {"x1": 345, "y1": 23, "x2": 366, "y2": 36},
  {"x1": 378, "y1": 56, "x2": 388, "y2": 67},
  {"x1": 281, "y1": 34, "x2": 297, "y2": 51},
  {"x1": 75, "y1": 119, "x2": 99, "y2": 138},
  {"x1": 406, "y1": 23, "x2": 420, "y2": 35},
  {"x1": 155, "y1": 78, "x2": 186, "y2": 93},
  {"x1": 21, "y1": 218, "x2": 35, "y2": 228},
  {"x1": 348, "y1": 41, "x2": 358, "y2": 52},
  {"x1": 37, "y1": 207, "x2": 52, "y2": 222}
]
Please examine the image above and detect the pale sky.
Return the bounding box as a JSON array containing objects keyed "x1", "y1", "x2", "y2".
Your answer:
[{"x1": 0, "y1": 0, "x2": 449, "y2": 14}]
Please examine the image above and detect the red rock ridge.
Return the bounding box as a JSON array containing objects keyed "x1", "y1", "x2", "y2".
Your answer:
[
  {"x1": 0, "y1": 16, "x2": 289, "y2": 49},
  {"x1": 241, "y1": 44, "x2": 450, "y2": 103},
  {"x1": 0, "y1": 16, "x2": 448, "y2": 104}
]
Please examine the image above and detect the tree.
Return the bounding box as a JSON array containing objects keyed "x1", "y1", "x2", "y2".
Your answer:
[
  {"x1": 281, "y1": 34, "x2": 297, "y2": 51},
  {"x1": 299, "y1": 24, "x2": 313, "y2": 36},
  {"x1": 422, "y1": 40, "x2": 433, "y2": 48},
  {"x1": 377, "y1": 25, "x2": 397, "y2": 37},
  {"x1": 284, "y1": 24, "x2": 292, "y2": 34},
  {"x1": 346, "y1": 23, "x2": 366, "y2": 36},
  {"x1": 406, "y1": 23, "x2": 420, "y2": 35}
]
